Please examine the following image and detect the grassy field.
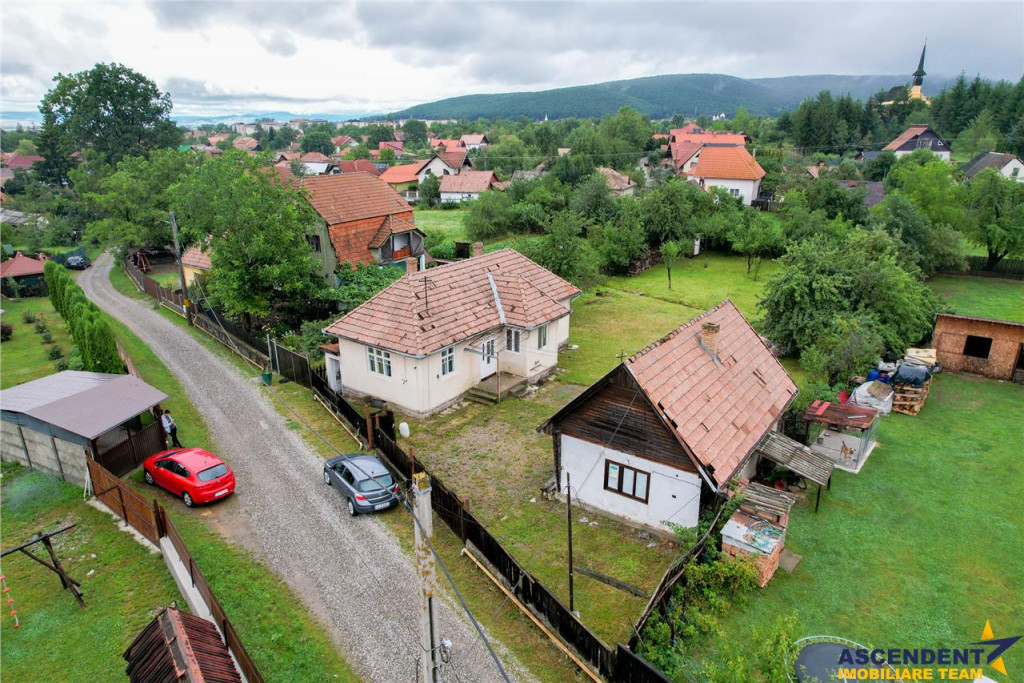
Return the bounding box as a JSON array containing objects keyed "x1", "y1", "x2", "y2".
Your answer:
[
  {"x1": 928, "y1": 275, "x2": 1024, "y2": 322},
  {"x1": 415, "y1": 207, "x2": 469, "y2": 241},
  {"x1": 0, "y1": 297, "x2": 75, "y2": 389},
  {"x1": 690, "y1": 374, "x2": 1024, "y2": 672},
  {"x1": 0, "y1": 464, "x2": 183, "y2": 680}
]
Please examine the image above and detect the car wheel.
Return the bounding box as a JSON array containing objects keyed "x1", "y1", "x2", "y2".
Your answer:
[
  {"x1": 144, "y1": 470, "x2": 154, "y2": 485},
  {"x1": 324, "y1": 469, "x2": 331, "y2": 486},
  {"x1": 183, "y1": 492, "x2": 194, "y2": 508},
  {"x1": 347, "y1": 499, "x2": 357, "y2": 517}
]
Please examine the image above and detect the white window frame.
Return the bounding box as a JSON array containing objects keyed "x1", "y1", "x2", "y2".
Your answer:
[
  {"x1": 366, "y1": 347, "x2": 392, "y2": 377},
  {"x1": 440, "y1": 346, "x2": 455, "y2": 376},
  {"x1": 537, "y1": 324, "x2": 548, "y2": 349},
  {"x1": 729, "y1": 188, "x2": 740, "y2": 197},
  {"x1": 506, "y1": 328, "x2": 521, "y2": 354}
]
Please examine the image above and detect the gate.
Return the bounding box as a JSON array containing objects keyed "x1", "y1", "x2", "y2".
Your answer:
[{"x1": 95, "y1": 421, "x2": 167, "y2": 477}]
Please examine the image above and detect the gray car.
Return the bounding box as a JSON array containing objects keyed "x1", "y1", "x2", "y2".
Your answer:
[{"x1": 323, "y1": 454, "x2": 401, "y2": 516}]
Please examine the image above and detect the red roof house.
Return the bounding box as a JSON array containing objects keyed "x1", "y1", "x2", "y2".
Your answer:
[
  {"x1": 438, "y1": 171, "x2": 501, "y2": 203},
  {"x1": 687, "y1": 146, "x2": 766, "y2": 205},
  {"x1": 2, "y1": 153, "x2": 45, "y2": 171},
  {"x1": 539, "y1": 300, "x2": 797, "y2": 530}
]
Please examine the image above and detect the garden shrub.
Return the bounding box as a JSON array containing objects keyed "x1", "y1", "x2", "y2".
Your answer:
[
  {"x1": 21, "y1": 310, "x2": 36, "y2": 324},
  {"x1": 54, "y1": 359, "x2": 69, "y2": 372},
  {"x1": 41, "y1": 331, "x2": 53, "y2": 344},
  {"x1": 48, "y1": 345, "x2": 64, "y2": 360},
  {"x1": 34, "y1": 320, "x2": 48, "y2": 334},
  {"x1": 0, "y1": 322, "x2": 12, "y2": 342}
]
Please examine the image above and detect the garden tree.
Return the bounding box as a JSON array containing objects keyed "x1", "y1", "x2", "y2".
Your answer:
[
  {"x1": 803, "y1": 176, "x2": 868, "y2": 224},
  {"x1": 401, "y1": 119, "x2": 428, "y2": 145},
  {"x1": 870, "y1": 194, "x2": 965, "y2": 276},
  {"x1": 570, "y1": 172, "x2": 616, "y2": 225},
  {"x1": 523, "y1": 211, "x2": 600, "y2": 289},
  {"x1": 419, "y1": 174, "x2": 441, "y2": 206},
  {"x1": 506, "y1": 201, "x2": 549, "y2": 234},
  {"x1": 759, "y1": 230, "x2": 936, "y2": 355},
  {"x1": 15, "y1": 139, "x2": 37, "y2": 155},
  {"x1": 727, "y1": 210, "x2": 786, "y2": 277},
  {"x1": 659, "y1": 240, "x2": 682, "y2": 290},
  {"x1": 954, "y1": 110, "x2": 1003, "y2": 158},
  {"x1": 884, "y1": 156, "x2": 966, "y2": 230},
  {"x1": 378, "y1": 147, "x2": 397, "y2": 163},
  {"x1": 549, "y1": 152, "x2": 595, "y2": 187},
  {"x1": 639, "y1": 178, "x2": 715, "y2": 245},
  {"x1": 83, "y1": 148, "x2": 193, "y2": 252},
  {"x1": 38, "y1": 63, "x2": 182, "y2": 172},
  {"x1": 963, "y1": 168, "x2": 1024, "y2": 269},
  {"x1": 478, "y1": 135, "x2": 535, "y2": 177},
  {"x1": 465, "y1": 190, "x2": 515, "y2": 241},
  {"x1": 169, "y1": 151, "x2": 324, "y2": 327},
  {"x1": 863, "y1": 149, "x2": 897, "y2": 181},
  {"x1": 363, "y1": 124, "x2": 395, "y2": 148},
  {"x1": 800, "y1": 314, "x2": 885, "y2": 385},
  {"x1": 343, "y1": 144, "x2": 371, "y2": 160},
  {"x1": 334, "y1": 262, "x2": 403, "y2": 311},
  {"x1": 300, "y1": 130, "x2": 334, "y2": 155},
  {"x1": 589, "y1": 198, "x2": 648, "y2": 274}
]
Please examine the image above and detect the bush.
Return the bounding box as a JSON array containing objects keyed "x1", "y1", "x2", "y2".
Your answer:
[
  {"x1": 41, "y1": 331, "x2": 53, "y2": 344},
  {"x1": 34, "y1": 320, "x2": 48, "y2": 334},
  {"x1": 68, "y1": 345, "x2": 85, "y2": 371},
  {"x1": 54, "y1": 359, "x2": 69, "y2": 372},
  {"x1": 48, "y1": 345, "x2": 64, "y2": 360},
  {"x1": 0, "y1": 322, "x2": 12, "y2": 342},
  {"x1": 21, "y1": 310, "x2": 36, "y2": 324},
  {"x1": 429, "y1": 240, "x2": 457, "y2": 260}
]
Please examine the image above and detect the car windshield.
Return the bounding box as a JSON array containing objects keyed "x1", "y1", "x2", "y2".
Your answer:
[
  {"x1": 197, "y1": 464, "x2": 228, "y2": 482},
  {"x1": 357, "y1": 473, "x2": 394, "y2": 493}
]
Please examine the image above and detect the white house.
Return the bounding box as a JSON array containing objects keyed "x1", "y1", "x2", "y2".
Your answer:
[
  {"x1": 686, "y1": 145, "x2": 766, "y2": 205},
  {"x1": 539, "y1": 301, "x2": 798, "y2": 531},
  {"x1": 416, "y1": 152, "x2": 467, "y2": 183},
  {"x1": 323, "y1": 247, "x2": 580, "y2": 416},
  {"x1": 883, "y1": 124, "x2": 952, "y2": 161},
  {"x1": 458, "y1": 134, "x2": 489, "y2": 150},
  {"x1": 961, "y1": 152, "x2": 1024, "y2": 183},
  {"x1": 439, "y1": 171, "x2": 502, "y2": 204}
]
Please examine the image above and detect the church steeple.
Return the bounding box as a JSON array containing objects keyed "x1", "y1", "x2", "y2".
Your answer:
[{"x1": 912, "y1": 42, "x2": 927, "y2": 87}]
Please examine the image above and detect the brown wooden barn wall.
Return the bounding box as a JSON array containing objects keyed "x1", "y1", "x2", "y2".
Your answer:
[{"x1": 933, "y1": 315, "x2": 1024, "y2": 381}]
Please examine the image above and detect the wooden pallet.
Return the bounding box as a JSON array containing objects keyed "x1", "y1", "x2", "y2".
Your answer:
[{"x1": 892, "y1": 380, "x2": 930, "y2": 416}]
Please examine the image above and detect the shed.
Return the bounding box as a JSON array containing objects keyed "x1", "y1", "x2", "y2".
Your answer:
[
  {"x1": 933, "y1": 313, "x2": 1024, "y2": 383},
  {"x1": 124, "y1": 606, "x2": 242, "y2": 682},
  {"x1": 803, "y1": 400, "x2": 879, "y2": 473},
  {"x1": 0, "y1": 371, "x2": 167, "y2": 485}
]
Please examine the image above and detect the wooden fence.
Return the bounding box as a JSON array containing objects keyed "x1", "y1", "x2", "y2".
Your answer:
[
  {"x1": 269, "y1": 338, "x2": 313, "y2": 388},
  {"x1": 86, "y1": 458, "x2": 263, "y2": 682},
  {"x1": 95, "y1": 421, "x2": 167, "y2": 477},
  {"x1": 940, "y1": 256, "x2": 1024, "y2": 280},
  {"x1": 115, "y1": 338, "x2": 140, "y2": 378},
  {"x1": 124, "y1": 259, "x2": 186, "y2": 314}
]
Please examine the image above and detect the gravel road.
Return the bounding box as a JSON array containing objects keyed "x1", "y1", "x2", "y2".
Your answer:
[{"x1": 79, "y1": 253, "x2": 525, "y2": 682}]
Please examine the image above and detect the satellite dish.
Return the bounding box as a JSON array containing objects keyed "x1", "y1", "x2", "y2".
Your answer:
[{"x1": 399, "y1": 422, "x2": 410, "y2": 438}]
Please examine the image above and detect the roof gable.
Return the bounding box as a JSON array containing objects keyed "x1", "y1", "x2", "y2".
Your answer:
[
  {"x1": 692, "y1": 146, "x2": 765, "y2": 181},
  {"x1": 883, "y1": 125, "x2": 948, "y2": 152}
]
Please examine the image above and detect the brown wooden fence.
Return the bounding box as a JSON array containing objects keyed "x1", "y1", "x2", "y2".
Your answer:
[
  {"x1": 95, "y1": 421, "x2": 167, "y2": 477},
  {"x1": 124, "y1": 259, "x2": 186, "y2": 314},
  {"x1": 86, "y1": 458, "x2": 263, "y2": 682}
]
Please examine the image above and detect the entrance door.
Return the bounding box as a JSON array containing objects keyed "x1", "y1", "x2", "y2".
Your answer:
[
  {"x1": 480, "y1": 338, "x2": 496, "y2": 379},
  {"x1": 326, "y1": 355, "x2": 343, "y2": 393}
]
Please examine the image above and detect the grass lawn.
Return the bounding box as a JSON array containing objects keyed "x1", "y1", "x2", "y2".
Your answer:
[
  {"x1": 0, "y1": 297, "x2": 75, "y2": 389},
  {"x1": 928, "y1": 275, "x2": 1024, "y2": 322},
  {"x1": 0, "y1": 464, "x2": 182, "y2": 680},
  {"x1": 690, "y1": 374, "x2": 1024, "y2": 671},
  {"x1": 415, "y1": 207, "x2": 469, "y2": 241}
]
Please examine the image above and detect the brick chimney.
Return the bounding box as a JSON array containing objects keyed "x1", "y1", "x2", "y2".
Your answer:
[
  {"x1": 473, "y1": 242, "x2": 484, "y2": 258},
  {"x1": 404, "y1": 256, "x2": 419, "y2": 273},
  {"x1": 701, "y1": 322, "x2": 721, "y2": 358}
]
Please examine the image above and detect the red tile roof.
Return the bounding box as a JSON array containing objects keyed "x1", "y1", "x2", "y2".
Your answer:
[
  {"x1": 181, "y1": 246, "x2": 212, "y2": 270},
  {"x1": 232, "y1": 137, "x2": 260, "y2": 151},
  {"x1": 438, "y1": 149, "x2": 470, "y2": 170},
  {"x1": 597, "y1": 167, "x2": 636, "y2": 192},
  {"x1": 883, "y1": 124, "x2": 932, "y2": 151},
  {"x1": 336, "y1": 159, "x2": 382, "y2": 176},
  {"x1": 669, "y1": 141, "x2": 702, "y2": 168},
  {"x1": 300, "y1": 151, "x2": 331, "y2": 163},
  {"x1": 439, "y1": 171, "x2": 499, "y2": 194},
  {"x1": 625, "y1": 300, "x2": 797, "y2": 486},
  {"x1": 379, "y1": 140, "x2": 404, "y2": 153},
  {"x1": 379, "y1": 162, "x2": 424, "y2": 185},
  {"x1": 368, "y1": 214, "x2": 420, "y2": 249},
  {"x1": 459, "y1": 134, "x2": 488, "y2": 146},
  {"x1": 692, "y1": 145, "x2": 765, "y2": 181},
  {"x1": 301, "y1": 173, "x2": 412, "y2": 225},
  {"x1": 326, "y1": 249, "x2": 580, "y2": 355},
  {"x1": 333, "y1": 135, "x2": 357, "y2": 147},
  {"x1": 0, "y1": 252, "x2": 46, "y2": 278},
  {"x1": 670, "y1": 127, "x2": 745, "y2": 146},
  {"x1": 3, "y1": 154, "x2": 45, "y2": 170},
  {"x1": 430, "y1": 138, "x2": 460, "y2": 150}
]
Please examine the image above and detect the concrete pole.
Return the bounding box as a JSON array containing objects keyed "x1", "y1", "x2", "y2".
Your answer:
[
  {"x1": 169, "y1": 211, "x2": 192, "y2": 326},
  {"x1": 413, "y1": 472, "x2": 439, "y2": 682}
]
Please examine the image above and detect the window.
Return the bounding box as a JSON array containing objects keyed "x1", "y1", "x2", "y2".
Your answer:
[
  {"x1": 367, "y1": 347, "x2": 392, "y2": 376},
  {"x1": 537, "y1": 324, "x2": 548, "y2": 349},
  {"x1": 604, "y1": 460, "x2": 650, "y2": 503},
  {"x1": 963, "y1": 335, "x2": 992, "y2": 359},
  {"x1": 441, "y1": 346, "x2": 455, "y2": 376},
  {"x1": 506, "y1": 328, "x2": 521, "y2": 353},
  {"x1": 728, "y1": 188, "x2": 740, "y2": 197},
  {"x1": 307, "y1": 234, "x2": 322, "y2": 253}
]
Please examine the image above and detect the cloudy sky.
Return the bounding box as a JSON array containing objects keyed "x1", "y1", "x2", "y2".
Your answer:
[{"x1": 2, "y1": 1, "x2": 1021, "y2": 119}]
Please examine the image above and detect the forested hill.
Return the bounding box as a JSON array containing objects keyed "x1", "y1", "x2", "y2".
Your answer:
[{"x1": 393, "y1": 72, "x2": 956, "y2": 120}]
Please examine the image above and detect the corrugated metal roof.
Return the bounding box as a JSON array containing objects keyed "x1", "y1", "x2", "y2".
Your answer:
[{"x1": 0, "y1": 371, "x2": 167, "y2": 440}]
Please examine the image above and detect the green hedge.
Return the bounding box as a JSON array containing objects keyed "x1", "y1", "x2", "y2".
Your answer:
[{"x1": 44, "y1": 261, "x2": 123, "y2": 374}]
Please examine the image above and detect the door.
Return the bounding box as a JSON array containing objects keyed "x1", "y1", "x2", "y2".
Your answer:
[
  {"x1": 326, "y1": 355, "x2": 343, "y2": 393},
  {"x1": 480, "y1": 337, "x2": 496, "y2": 379}
]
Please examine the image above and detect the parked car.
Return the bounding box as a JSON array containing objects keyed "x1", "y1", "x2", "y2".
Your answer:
[
  {"x1": 323, "y1": 454, "x2": 401, "y2": 516},
  {"x1": 143, "y1": 448, "x2": 235, "y2": 507},
  {"x1": 64, "y1": 255, "x2": 91, "y2": 270}
]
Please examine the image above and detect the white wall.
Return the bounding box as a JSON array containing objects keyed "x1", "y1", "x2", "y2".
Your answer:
[
  {"x1": 1000, "y1": 158, "x2": 1024, "y2": 182},
  {"x1": 440, "y1": 191, "x2": 481, "y2": 204},
  {"x1": 417, "y1": 157, "x2": 456, "y2": 183},
  {"x1": 701, "y1": 177, "x2": 760, "y2": 205},
  {"x1": 559, "y1": 434, "x2": 702, "y2": 531}
]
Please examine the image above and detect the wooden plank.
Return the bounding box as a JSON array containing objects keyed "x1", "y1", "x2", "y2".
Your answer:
[{"x1": 576, "y1": 566, "x2": 649, "y2": 598}]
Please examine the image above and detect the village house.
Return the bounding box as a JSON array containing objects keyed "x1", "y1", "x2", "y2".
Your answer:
[
  {"x1": 539, "y1": 301, "x2": 798, "y2": 531},
  {"x1": 0, "y1": 252, "x2": 48, "y2": 297},
  {"x1": 417, "y1": 151, "x2": 471, "y2": 180},
  {"x1": 2, "y1": 153, "x2": 46, "y2": 172},
  {"x1": 334, "y1": 159, "x2": 383, "y2": 176},
  {"x1": 322, "y1": 246, "x2": 580, "y2": 416},
  {"x1": 301, "y1": 172, "x2": 425, "y2": 271},
  {"x1": 883, "y1": 124, "x2": 951, "y2": 161},
  {"x1": 961, "y1": 152, "x2": 1024, "y2": 182},
  {"x1": 933, "y1": 313, "x2": 1024, "y2": 384},
  {"x1": 378, "y1": 163, "x2": 423, "y2": 203},
  {"x1": 333, "y1": 135, "x2": 358, "y2": 151},
  {"x1": 458, "y1": 134, "x2": 489, "y2": 150},
  {"x1": 597, "y1": 167, "x2": 637, "y2": 197},
  {"x1": 686, "y1": 145, "x2": 766, "y2": 205},
  {"x1": 430, "y1": 138, "x2": 461, "y2": 151},
  {"x1": 180, "y1": 245, "x2": 211, "y2": 287},
  {"x1": 439, "y1": 171, "x2": 502, "y2": 203},
  {"x1": 232, "y1": 137, "x2": 262, "y2": 152}
]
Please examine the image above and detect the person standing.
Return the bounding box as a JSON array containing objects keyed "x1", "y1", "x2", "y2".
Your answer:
[{"x1": 162, "y1": 409, "x2": 183, "y2": 448}]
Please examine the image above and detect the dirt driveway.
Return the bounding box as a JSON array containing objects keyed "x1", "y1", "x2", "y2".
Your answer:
[{"x1": 78, "y1": 253, "x2": 524, "y2": 682}]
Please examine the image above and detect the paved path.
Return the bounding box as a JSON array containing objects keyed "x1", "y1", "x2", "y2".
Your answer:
[{"x1": 80, "y1": 254, "x2": 524, "y2": 682}]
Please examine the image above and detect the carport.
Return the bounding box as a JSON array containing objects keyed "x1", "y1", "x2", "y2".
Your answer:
[{"x1": 0, "y1": 371, "x2": 168, "y2": 484}]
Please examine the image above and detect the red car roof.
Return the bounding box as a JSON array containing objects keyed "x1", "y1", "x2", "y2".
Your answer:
[{"x1": 155, "y1": 448, "x2": 225, "y2": 472}]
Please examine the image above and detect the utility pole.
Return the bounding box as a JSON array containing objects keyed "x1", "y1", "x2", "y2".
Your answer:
[
  {"x1": 168, "y1": 211, "x2": 192, "y2": 326},
  {"x1": 567, "y1": 472, "x2": 575, "y2": 614},
  {"x1": 413, "y1": 472, "x2": 440, "y2": 682}
]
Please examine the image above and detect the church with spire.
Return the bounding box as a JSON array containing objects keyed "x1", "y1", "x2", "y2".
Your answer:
[{"x1": 881, "y1": 43, "x2": 931, "y2": 105}]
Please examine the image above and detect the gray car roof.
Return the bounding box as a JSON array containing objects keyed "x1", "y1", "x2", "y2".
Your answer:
[{"x1": 329, "y1": 454, "x2": 390, "y2": 480}]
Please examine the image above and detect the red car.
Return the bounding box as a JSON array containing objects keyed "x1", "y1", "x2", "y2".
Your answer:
[{"x1": 143, "y1": 448, "x2": 235, "y2": 507}]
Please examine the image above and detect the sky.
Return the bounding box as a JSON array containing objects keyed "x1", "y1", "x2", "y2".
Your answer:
[{"x1": 1, "y1": 1, "x2": 1022, "y2": 120}]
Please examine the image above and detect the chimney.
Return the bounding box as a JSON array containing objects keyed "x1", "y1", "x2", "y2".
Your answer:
[
  {"x1": 473, "y1": 242, "x2": 484, "y2": 258},
  {"x1": 701, "y1": 322, "x2": 721, "y2": 358},
  {"x1": 404, "y1": 256, "x2": 419, "y2": 273}
]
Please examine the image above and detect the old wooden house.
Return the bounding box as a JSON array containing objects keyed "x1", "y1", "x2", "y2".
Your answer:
[{"x1": 933, "y1": 313, "x2": 1024, "y2": 383}]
